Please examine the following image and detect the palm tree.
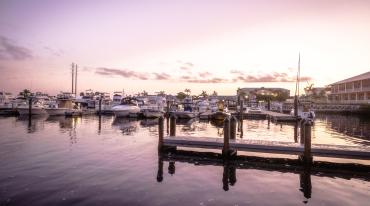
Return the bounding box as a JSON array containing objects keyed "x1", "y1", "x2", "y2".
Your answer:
[
  {"x1": 141, "y1": 90, "x2": 148, "y2": 96},
  {"x1": 212, "y1": 90, "x2": 218, "y2": 96},
  {"x1": 200, "y1": 90, "x2": 208, "y2": 98},
  {"x1": 158, "y1": 91, "x2": 166, "y2": 96},
  {"x1": 20, "y1": 89, "x2": 31, "y2": 98},
  {"x1": 184, "y1": 88, "x2": 191, "y2": 96}
]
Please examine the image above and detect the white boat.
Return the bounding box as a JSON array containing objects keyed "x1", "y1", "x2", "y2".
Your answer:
[
  {"x1": 17, "y1": 101, "x2": 47, "y2": 115},
  {"x1": 172, "y1": 97, "x2": 198, "y2": 119},
  {"x1": 0, "y1": 91, "x2": 16, "y2": 115},
  {"x1": 290, "y1": 108, "x2": 315, "y2": 120},
  {"x1": 246, "y1": 106, "x2": 262, "y2": 114},
  {"x1": 45, "y1": 92, "x2": 76, "y2": 116},
  {"x1": 141, "y1": 96, "x2": 166, "y2": 118},
  {"x1": 112, "y1": 98, "x2": 141, "y2": 117}
]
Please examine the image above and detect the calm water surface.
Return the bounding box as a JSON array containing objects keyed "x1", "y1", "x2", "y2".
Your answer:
[{"x1": 0, "y1": 114, "x2": 369, "y2": 205}]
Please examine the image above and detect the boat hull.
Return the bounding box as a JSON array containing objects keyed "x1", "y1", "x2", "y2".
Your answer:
[
  {"x1": 45, "y1": 108, "x2": 68, "y2": 116},
  {"x1": 143, "y1": 110, "x2": 164, "y2": 118},
  {"x1": 173, "y1": 111, "x2": 198, "y2": 119},
  {"x1": 17, "y1": 108, "x2": 47, "y2": 115}
]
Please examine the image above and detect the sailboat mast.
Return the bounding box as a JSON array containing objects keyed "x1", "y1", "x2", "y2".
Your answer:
[
  {"x1": 75, "y1": 64, "x2": 78, "y2": 95},
  {"x1": 71, "y1": 63, "x2": 75, "y2": 94},
  {"x1": 294, "y1": 53, "x2": 300, "y2": 118}
]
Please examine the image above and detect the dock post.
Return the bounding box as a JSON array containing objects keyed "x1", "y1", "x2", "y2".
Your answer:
[
  {"x1": 98, "y1": 98, "x2": 102, "y2": 115},
  {"x1": 170, "y1": 115, "x2": 176, "y2": 136},
  {"x1": 166, "y1": 101, "x2": 170, "y2": 116},
  {"x1": 300, "y1": 119, "x2": 305, "y2": 144},
  {"x1": 28, "y1": 97, "x2": 32, "y2": 117},
  {"x1": 158, "y1": 116, "x2": 164, "y2": 151},
  {"x1": 222, "y1": 117, "x2": 230, "y2": 156},
  {"x1": 239, "y1": 100, "x2": 244, "y2": 120},
  {"x1": 267, "y1": 99, "x2": 271, "y2": 111},
  {"x1": 230, "y1": 116, "x2": 236, "y2": 140},
  {"x1": 303, "y1": 121, "x2": 313, "y2": 164},
  {"x1": 156, "y1": 154, "x2": 164, "y2": 182}
]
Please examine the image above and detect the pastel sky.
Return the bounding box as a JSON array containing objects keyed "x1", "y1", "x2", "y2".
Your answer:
[{"x1": 1, "y1": 0, "x2": 370, "y2": 96}]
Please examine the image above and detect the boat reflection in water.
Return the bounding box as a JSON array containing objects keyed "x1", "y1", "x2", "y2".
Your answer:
[
  {"x1": 156, "y1": 150, "x2": 369, "y2": 203},
  {"x1": 16, "y1": 115, "x2": 48, "y2": 133},
  {"x1": 111, "y1": 117, "x2": 139, "y2": 135}
]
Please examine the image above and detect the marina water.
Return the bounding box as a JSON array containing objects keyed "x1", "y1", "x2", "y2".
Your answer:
[{"x1": 0, "y1": 113, "x2": 369, "y2": 205}]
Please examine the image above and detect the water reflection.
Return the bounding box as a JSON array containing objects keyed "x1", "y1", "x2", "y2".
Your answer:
[
  {"x1": 111, "y1": 117, "x2": 139, "y2": 135},
  {"x1": 16, "y1": 115, "x2": 47, "y2": 133},
  {"x1": 157, "y1": 150, "x2": 369, "y2": 204},
  {"x1": 317, "y1": 114, "x2": 370, "y2": 141}
]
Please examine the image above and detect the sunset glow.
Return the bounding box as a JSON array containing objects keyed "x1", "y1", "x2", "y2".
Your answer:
[{"x1": 1, "y1": 0, "x2": 370, "y2": 95}]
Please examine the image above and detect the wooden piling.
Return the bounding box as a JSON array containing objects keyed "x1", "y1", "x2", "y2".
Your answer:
[
  {"x1": 300, "y1": 120, "x2": 305, "y2": 144},
  {"x1": 303, "y1": 121, "x2": 313, "y2": 163},
  {"x1": 267, "y1": 99, "x2": 271, "y2": 111},
  {"x1": 28, "y1": 97, "x2": 32, "y2": 117},
  {"x1": 170, "y1": 115, "x2": 176, "y2": 136},
  {"x1": 166, "y1": 101, "x2": 170, "y2": 115},
  {"x1": 98, "y1": 98, "x2": 102, "y2": 115},
  {"x1": 223, "y1": 117, "x2": 230, "y2": 156},
  {"x1": 158, "y1": 116, "x2": 164, "y2": 150},
  {"x1": 230, "y1": 116, "x2": 236, "y2": 140}
]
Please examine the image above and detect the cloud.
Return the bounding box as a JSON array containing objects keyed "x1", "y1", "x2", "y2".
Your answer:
[
  {"x1": 180, "y1": 66, "x2": 191, "y2": 71},
  {"x1": 152, "y1": 72, "x2": 171, "y2": 80},
  {"x1": 230, "y1": 70, "x2": 244, "y2": 75},
  {"x1": 198, "y1": 72, "x2": 212, "y2": 78},
  {"x1": 231, "y1": 71, "x2": 312, "y2": 83},
  {"x1": 184, "y1": 62, "x2": 194, "y2": 67},
  {"x1": 0, "y1": 36, "x2": 33, "y2": 60},
  {"x1": 43, "y1": 46, "x2": 64, "y2": 57},
  {"x1": 95, "y1": 67, "x2": 148, "y2": 80},
  {"x1": 187, "y1": 77, "x2": 229, "y2": 83}
]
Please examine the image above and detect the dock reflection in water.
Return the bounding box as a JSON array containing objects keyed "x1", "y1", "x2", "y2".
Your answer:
[{"x1": 0, "y1": 113, "x2": 369, "y2": 205}]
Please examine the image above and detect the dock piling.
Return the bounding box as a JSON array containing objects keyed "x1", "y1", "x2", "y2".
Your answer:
[
  {"x1": 303, "y1": 120, "x2": 313, "y2": 164},
  {"x1": 230, "y1": 116, "x2": 237, "y2": 140},
  {"x1": 28, "y1": 97, "x2": 32, "y2": 117},
  {"x1": 98, "y1": 98, "x2": 102, "y2": 115},
  {"x1": 222, "y1": 117, "x2": 230, "y2": 156},
  {"x1": 300, "y1": 119, "x2": 305, "y2": 144},
  {"x1": 158, "y1": 116, "x2": 164, "y2": 150},
  {"x1": 170, "y1": 115, "x2": 176, "y2": 136}
]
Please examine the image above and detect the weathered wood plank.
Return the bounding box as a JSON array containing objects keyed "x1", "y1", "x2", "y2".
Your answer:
[{"x1": 163, "y1": 136, "x2": 370, "y2": 160}]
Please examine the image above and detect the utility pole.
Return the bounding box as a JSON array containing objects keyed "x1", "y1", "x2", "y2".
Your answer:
[
  {"x1": 75, "y1": 64, "x2": 78, "y2": 95},
  {"x1": 71, "y1": 63, "x2": 75, "y2": 94}
]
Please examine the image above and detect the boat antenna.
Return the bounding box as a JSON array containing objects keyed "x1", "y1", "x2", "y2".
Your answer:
[
  {"x1": 71, "y1": 62, "x2": 75, "y2": 95},
  {"x1": 295, "y1": 53, "x2": 301, "y2": 97},
  {"x1": 75, "y1": 64, "x2": 78, "y2": 96}
]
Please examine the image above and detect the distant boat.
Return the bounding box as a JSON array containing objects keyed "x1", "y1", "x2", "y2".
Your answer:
[
  {"x1": 45, "y1": 92, "x2": 76, "y2": 116},
  {"x1": 172, "y1": 97, "x2": 198, "y2": 119},
  {"x1": 112, "y1": 98, "x2": 141, "y2": 117},
  {"x1": 141, "y1": 95, "x2": 166, "y2": 118},
  {"x1": 291, "y1": 53, "x2": 315, "y2": 121},
  {"x1": 17, "y1": 100, "x2": 46, "y2": 116}
]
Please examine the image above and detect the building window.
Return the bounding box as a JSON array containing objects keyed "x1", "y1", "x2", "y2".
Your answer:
[
  {"x1": 350, "y1": 93, "x2": 356, "y2": 100},
  {"x1": 363, "y1": 79, "x2": 370, "y2": 88},
  {"x1": 367, "y1": 92, "x2": 370, "y2": 100},
  {"x1": 358, "y1": 93, "x2": 364, "y2": 100},
  {"x1": 339, "y1": 84, "x2": 345, "y2": 91},
  {"x1": 354, "y1": 81, "x2": 361, "y2": 89},
  {"x1": 346, "y1": 82, "x2": 354, "y2": 90}
]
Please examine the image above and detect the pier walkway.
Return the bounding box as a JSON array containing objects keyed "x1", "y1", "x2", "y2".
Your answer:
[{"x1": 158, "y1": 116, "x2": 370, "y2": 161}]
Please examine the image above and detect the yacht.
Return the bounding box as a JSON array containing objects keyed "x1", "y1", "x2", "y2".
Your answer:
[
  {"x1": 290, "y1": 107, "x2": 315, "y2": 120},
  {"x1": 17, "y1": 99, "x2": 47, "y2": 115},
  {"x1": 172, "y1": 97, "x2": 198, "y2": 119},
  {"x1": 141, "y1": 96, "x2": 166, "y2": 118},
  {"x1": 45, "y1": 92, "x2": 76, "y2": 116},
  {"x1": 212, "y1": 100, "x2": 230, "y2": 120},
  {"x1": 112, "y1": 98, "x2": 141, "y2": 117},
  {"x1": 0, "y1": 91, "x2": 16, "y2": 115}
]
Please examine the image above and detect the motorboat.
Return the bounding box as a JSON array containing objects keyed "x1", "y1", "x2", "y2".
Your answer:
[
  {"x1": 246, "y1": 106, "x2": 262, "y2": 114},
  {"x1": 172, "y1": 97, "x2": 198, "y2": 119},
  {"x1": 290, "y1": 108, "x2": 315, "y2": 120},
  {"x1": 211, "y1": 100, "x2": 230, "y2": 120},
  {"x1": 0, "y1": 91, "x2": 16, "y2": 115},
  {"x1": 45, "y1": 92, "x2": 76, "y2": 116},
  {"x1": 17, "y1": 100, "x2": 47, "y2": 115},
  {"x1": 141, "y1": 96, "x2": 166, "y2": 118},
  {"x1": 112, "y1": 98, "x2": 141, "y2": 117}
]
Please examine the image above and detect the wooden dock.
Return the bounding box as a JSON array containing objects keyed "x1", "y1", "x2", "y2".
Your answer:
[
  {"x1": 158, "y1": 116, "x2": 370, "y2": 162},
  {"x1": 163, "y1": 136, "x2": 370, "y2": 160}
]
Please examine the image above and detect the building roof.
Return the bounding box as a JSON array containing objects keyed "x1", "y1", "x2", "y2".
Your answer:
[{"x1": 331, "y1": 71, "x2": 370, "y2": 85}]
